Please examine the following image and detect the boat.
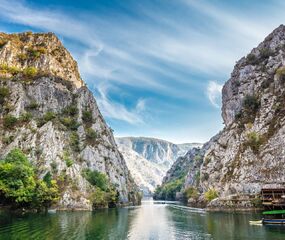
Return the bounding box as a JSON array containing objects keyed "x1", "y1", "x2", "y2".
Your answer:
[
  {"x1": 48, "y1": 209, "x2": 57, "y2": 214},
  {"x1": 262, "y1": 209, "x2": 285, "y2": 224},
  {"x1": 249, "y1": 220, "x2": 262, "y2": 225}
]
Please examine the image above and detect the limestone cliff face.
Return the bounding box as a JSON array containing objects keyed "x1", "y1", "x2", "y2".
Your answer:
[
  {"x1": 0, "y1": 32, "x2": 139, "y2": 210},
  {"x1": 184, "y1": 25, "x2": 285, "y2": 207}
]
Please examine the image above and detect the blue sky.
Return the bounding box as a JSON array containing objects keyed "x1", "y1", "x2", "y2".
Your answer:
[{"x1": 0, "y1": 0, "x2": 284, "y2": 143}]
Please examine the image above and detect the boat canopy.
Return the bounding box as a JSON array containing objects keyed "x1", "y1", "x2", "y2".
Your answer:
[{"x1": 262, "y1": 210, "x2": 285, "y2": 215}]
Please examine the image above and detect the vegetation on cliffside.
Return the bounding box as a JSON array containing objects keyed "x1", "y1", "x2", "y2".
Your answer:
[{"x1": 0, "y1": 149, "x2": 59, "y2": 210}]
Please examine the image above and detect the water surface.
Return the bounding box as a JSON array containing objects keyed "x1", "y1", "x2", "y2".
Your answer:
[{"x1": 0, "y1": 200, "x2": 285, "y2": 239}]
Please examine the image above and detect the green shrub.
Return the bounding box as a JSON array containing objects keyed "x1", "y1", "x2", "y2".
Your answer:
[
  {"x1": 27, "y1": 47, "x2": 46, "y2": 59},
  {"x1": 259, "y1": 48, "x2": 273, "y2": 60},
  {"x1": 204, "y1": 188, "x2": 218, "y2": 202},
  {"x1": 43, "y1": 171, "x2": 52, "y2": 187},
  {"x1": 63, "y1": 151, "x2": 73, "y2": 167},
  {"x1": 0, "y1": 149, "x2": 36, "y2": 204},
  {"x1": 3, "y1": 114, "x2": 18, "y2": 129},
  {"x1": 195, "y1": 171, "x2": 200, "y2": 185},
  {"x1": 18, "y1": 53, "x2": 28, "y2": 61},
  {"x1": 0, "y1": 148, "x2": 59, "y2": 208},
  {"x1": 0, "y1": 87, "x2": 9, "y2": 104},
  {"x1": 70, "y1": 132, "x2": 80, "y2": 152},
  {"x1": 246, "y1": 53, "x2": 258, "y2": 65},
  {"x1": 0, "y1": 64, "x2": 21, "y2": 76},
  {"x1": 23, "y1": 67, "x2": 38, "y2": 77},
  {"x1": 276, "y1": 66, "x2": 285, "y2": 83},
  {"x1": 63, "y1": 105, "x2": 78, "y2": 116},
  {"x1": 82, "y1": 110, "x2": 93, "y2": 124},
  {"x1": 194, "y1": 155, "x2": 203, "y2": 164},
  {"x1": 44, "y1": 111, "x2": 56, "y2": 121},
  {"x1": 83, "y1": 169, "x2": 109, "y2": 191},
  {"x1": 27, "y1": 48, "x2": 41, "y2": 58},
  {"x1": 37, "y1": 47, "x2": 47, "y2": 54},
  {"x1": 26, "y1": 100, "x2": 39, "y2": 110},
  {"x1": 246, "y1": 132, "x2": 264, "y2": 153},
  {"x1": 8, "y1": 66, "x2": 20, "y2": 75},
  {"x1": 243, "y1": 95, "x2": 259, "y2": 112},
  {"x1": 89, "y1": 187, "x2": 118, "y2": 209},
  {"x1": 60, "y1": 117, "x2": 79, "y2": 130},
  {"x1": 33, "y1": 179, "x2": 59, "y2": 209},
  {"x1": 2, "y1": 135, "x2": 14, "y2": 145},
  {"x1": 19, "y1": 112, "x2": 32, "y2": 123},
  {"x1": 50, "y1": 161, "x2": 57, "y2": 173},
  {"x1": 236, "y1": 95, "x2": 260, "y2": 127},
  {"x1": 184, "y1": 187, "x2": 199, "y2": 200},
  {"x1": 37, "y1": 111, "x2": 56, "y2": 127},
  {"x1": 85, "y1": 128, "x2": 97, "y2": 144}
]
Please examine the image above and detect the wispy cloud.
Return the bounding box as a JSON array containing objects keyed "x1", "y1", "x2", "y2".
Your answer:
[
  {"x1": 94, "y1": 84, "x2": 146, "y2": 125},
  {"x1": 207, "y1": 81, "x2": 223, "y2": 108}
]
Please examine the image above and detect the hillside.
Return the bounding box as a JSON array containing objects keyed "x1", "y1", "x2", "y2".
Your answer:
[{"x1": 0, "y1": 32, "x2": 140, "y2": 210}]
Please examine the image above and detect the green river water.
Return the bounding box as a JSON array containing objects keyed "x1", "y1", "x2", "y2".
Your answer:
[{"x1": 0, "y1": 200, "x2": 285, "y2": 240}]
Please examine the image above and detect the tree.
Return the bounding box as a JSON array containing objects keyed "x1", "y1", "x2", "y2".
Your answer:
[
  {"x1": 0, "y1": 149, "x2": 36, "y2": 204},
  {"x1": 83, "y1": 169, "x2": 108, "y2": 191},
  {"x1": 0, "y1": 149, "x2": 59, "y2": 209}
]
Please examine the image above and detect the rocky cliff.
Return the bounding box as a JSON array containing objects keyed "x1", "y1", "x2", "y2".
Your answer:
[
  {"x1": 182, "y1": 25, "x2": 285, "y2": 209},
  {"x1": 0, "y1": 32, "x2": 139, "y2": 210},
  {"x1": 116, "y1": 137, "x2": 200, "y2": 195}
]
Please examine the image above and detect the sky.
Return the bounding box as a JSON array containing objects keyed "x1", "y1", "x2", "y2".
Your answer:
[{"x1": 0, "y1": 0, "x2": 284, "y2": 143}]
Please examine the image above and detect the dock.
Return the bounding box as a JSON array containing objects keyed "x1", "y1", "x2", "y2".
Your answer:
[{"x1": 261, "y1": 188, "x2": 285, "y2": 209}]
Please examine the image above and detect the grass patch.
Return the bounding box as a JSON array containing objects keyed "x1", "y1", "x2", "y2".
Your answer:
[
  {"x1": 0, "y1": 87, "x2": 9, "y2": 104},
  {"x1": 204, "y1": 188, "x2": 218, "y2": 202},
  {"x1": 3, "y1": 114, "x2": 18, "y2": 129}
]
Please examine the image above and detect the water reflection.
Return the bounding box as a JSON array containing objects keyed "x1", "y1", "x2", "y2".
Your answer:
[
  {"x1": 127, "y1": 201, "x2": 176, "y2": 239},
  {"x1": 0, "y1": 201, "x2": 285, "y2": 239}
]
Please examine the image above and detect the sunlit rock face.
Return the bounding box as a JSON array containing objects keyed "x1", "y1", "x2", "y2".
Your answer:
[
  {"x1": 184, "y1": 25, "x2": 285, "y2": 205},
  {"x1": 116, "y1": 137, "x2": 201, "y2": 195},
  {"x1": 0, "y1": 32, "x2": 140, "y2": 210}
]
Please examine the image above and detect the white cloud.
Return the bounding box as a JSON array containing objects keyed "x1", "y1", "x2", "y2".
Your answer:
[
  {"x1": 95, "y1": 84, "x2": 146, "y2": 125},
  {"x1": 207, "y1": 81, "x2": 223, "y2": 108}
]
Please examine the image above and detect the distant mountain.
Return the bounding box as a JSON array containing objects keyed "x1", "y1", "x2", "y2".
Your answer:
[
  {"x1": 116, "y1": 137, "x2": 202, "y2": 195},
  {"x1": 118, "y1": 144, "x2": 165, "y2": 196}
]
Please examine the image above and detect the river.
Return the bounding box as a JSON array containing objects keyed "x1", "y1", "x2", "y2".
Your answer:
[{"x1": 0, "y1": 200, "x2": 285, "y2": 239}]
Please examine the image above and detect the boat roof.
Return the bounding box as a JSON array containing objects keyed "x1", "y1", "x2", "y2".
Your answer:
[{"x1": 263, "y1": 210, "x2": 285, "y2": 215}]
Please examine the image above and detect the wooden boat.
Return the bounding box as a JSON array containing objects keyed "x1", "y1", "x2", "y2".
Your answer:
[{"x1": 262, "y1": 210, "x2": 285, "y2": 224}]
